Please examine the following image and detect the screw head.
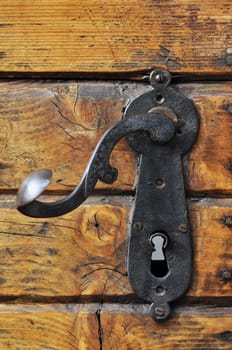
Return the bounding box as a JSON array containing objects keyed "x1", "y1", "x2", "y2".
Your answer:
[
  {"x1": 150, "y1": 303, "x2": 171, "y2": 321},
  {"x1": 154, "y1": 306, "x2": 165, "y2": 317},
  {"x1": 154, "y1": 73, "x2": 166, "y2": 84},
  {"x1": 149, "y1": 70, "x2": 171, "y2": 87}
]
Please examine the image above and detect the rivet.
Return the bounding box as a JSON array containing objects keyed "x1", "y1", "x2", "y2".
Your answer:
[
  {"x1": 133, "y1": 222, "x2": 143, "y2": 231},
  {"x1": 178, "y1": 224, "x2": 188, "y2": 233}
]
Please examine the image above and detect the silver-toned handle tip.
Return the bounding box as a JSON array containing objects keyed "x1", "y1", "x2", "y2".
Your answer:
[{"x1": 16, "y1": 169, "x2": 52, "y2": 208}]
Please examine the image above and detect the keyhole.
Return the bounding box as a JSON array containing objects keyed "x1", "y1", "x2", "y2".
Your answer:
[{"x1": 150, "y1": 233, "x2": 169, "y2": 278}]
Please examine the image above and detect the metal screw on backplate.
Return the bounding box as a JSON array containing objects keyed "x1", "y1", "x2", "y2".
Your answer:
[
  {"x1": 155, "y1": 285, "x2": 166, "y2": 295},
  {"x1": 149, "y1": 69, "x2": 171, "y2": 88},
  {"x1": 154, "y1": 306, "x2": 165, "y2": 317},
  {"x1": 155, "y1": 178, "x2": 165, "y2": 188},
  {"x1": 150, "y1": 302, "x2": 171, "y2": 321},
  {"x1": 133, "y1": 222, "x2": 143, "y2": 231},
  {"x1": 154, "y1": 73, "x2": 166, "y2": 84},
  {"x1": 178, "y1": 223, "x2": 188, "y2": 233}
]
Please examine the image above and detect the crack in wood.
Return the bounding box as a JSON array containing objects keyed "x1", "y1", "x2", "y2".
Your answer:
[
  {"x1": 96, "y1": 302, "x2": 103, "y2": 350},
  {"x1": 51, "y1": 122, "x2": 75, "y2": 140}
]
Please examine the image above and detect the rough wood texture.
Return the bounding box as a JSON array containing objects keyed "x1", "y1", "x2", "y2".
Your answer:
[
  {"x1": 177, "y1": 83, "x2": 232, "y2": 194},
  {"x1": 101, "y1": 305, "x2": 232, "y2": 350},
  {"x1": 0, "y1": 81, "x2": 231, "y2": 194},
  {"x1": 0, "y1": 303, "x2": 230, "y2": 350},
  {"x1": 0, "y1": 1, "x2": 232, "y2": 75},
  {"x1": 0, "y1": 304, "x2": 99, "y2": 350},
  {"x1": 0, "y1": 196, "x2": 231, "y2": 298}
]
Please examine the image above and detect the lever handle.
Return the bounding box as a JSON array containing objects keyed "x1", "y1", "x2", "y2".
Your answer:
[
  {"x1": 17, "y1": 113, "x2": 175, "y2": 218},
  {"x1": 16, "y1": 70, "x2": 199, "y2": 321}
]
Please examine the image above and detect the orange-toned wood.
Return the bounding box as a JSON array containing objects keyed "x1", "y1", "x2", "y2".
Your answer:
[
  {"x1": 0, "y1": 304, "x2": 99, "y2": 350},
  {"x1": 0, "y1": 1, "x2": 231, "y2": 347},
  {"x1": 178, "y1": 83, "x2": 232, "y2": 194},
  {"x1": 0, "y1": 81, "x2": 231, "y2": 194},
  {"x1": 0, "y1": 1, "x2": 231, "y2": 75},
  {"x1": 0, "y1": 196, "x2": 231, "y2": 298},
  {"x1": 0, "y1": 80, "x2": 134, "y2": 192},
  {"x1": 101, "y1": 305, "x2": 232, "y2": 350},
  {"x1": 0, "y1": 303, "x2": 231, "y2": 350}
]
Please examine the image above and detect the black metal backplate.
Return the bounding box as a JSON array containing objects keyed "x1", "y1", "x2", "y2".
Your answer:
[
  {"x1": 124, "y1": 72, "x2": 199, "y2": 321},
  {"x1": 16, "y1": 69, "x2": 199, "y2": 322}
]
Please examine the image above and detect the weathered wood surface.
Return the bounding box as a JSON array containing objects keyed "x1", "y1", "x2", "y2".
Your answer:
[
  {"x1": 0, "y1": 304, "x2": 99, "y2": 350},
  {"x1": 0, "y1": 1, "x2": 232, "y2": 75},
  {"x1": 0, "y1": 303, "x2": 231, "y2": 349},
  {"x1": 101, "y1": 305, "x2": 232, "y2": 350},
  {"x1": 0, "y1": 196, "x2": 231, "y2": 298},
  {"x1": 0, "y1": 81, "x2": 231, "y2": 194}
]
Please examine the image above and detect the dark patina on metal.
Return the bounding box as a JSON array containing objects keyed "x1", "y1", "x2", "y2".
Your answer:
[
  {"x1": 17, "y1": 70, "x2": 199, "y2": 321},
  {"x1": 125, "y1": 70, "x2": 199, "y2": 321}
]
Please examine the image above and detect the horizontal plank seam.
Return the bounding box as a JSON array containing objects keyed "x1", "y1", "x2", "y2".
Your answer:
[
  {"x1": 0, "y1": 296, "x2": 231, "y2": 306},
  {"x1": 1, "y1": 190, "x2": 232, "y2": 199},
  {"x1": 1, "y1": 72, "x2": 232, "y2": 81}
]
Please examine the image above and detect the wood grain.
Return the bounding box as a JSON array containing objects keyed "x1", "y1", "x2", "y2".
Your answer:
[
  {"x1": 0, "y1": 2, "x2": 231, "y2": 346},
  {"x1": 101, "y1": 305, "x2": 232, "y2": 350},
  {"x1": 0, "y1": 303, "x2": 230, "y2": 350},
  {"x1": 0, "y1": 1, "x2": 231, "y2": 75},
  {"x1": 0, "y1": 303, "x2": 99, "y2": 350},
  {"x1": 0, "y1": 196, "x2": 231, "y2": 298},
  {"x1": 0, "y1": 81, "x2": 231, "y2": 194}
]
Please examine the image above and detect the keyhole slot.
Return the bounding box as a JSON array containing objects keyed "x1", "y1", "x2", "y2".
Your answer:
[{"x1": 150, "y1": 233, "x2": 169, "y2": 278}]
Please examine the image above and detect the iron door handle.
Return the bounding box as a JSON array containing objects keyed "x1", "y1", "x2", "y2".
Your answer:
[{"x1": 17, "y1": 70, "x2": 199, "y2": 321}]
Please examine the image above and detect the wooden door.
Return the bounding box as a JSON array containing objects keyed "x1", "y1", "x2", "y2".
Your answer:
[{"x1": 0, "y1": 1, "x2": 231, "y2": 349}]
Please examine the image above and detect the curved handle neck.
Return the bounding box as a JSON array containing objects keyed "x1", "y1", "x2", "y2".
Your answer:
[{"x1": 17, "y1": 114, "x2": 175, "y2": 218}]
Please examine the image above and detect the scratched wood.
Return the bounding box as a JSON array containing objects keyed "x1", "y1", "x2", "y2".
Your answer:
[
  {"x1": 0, "y1": 81, "x2": 231, "y2": 194},
  {"x1": 0, "y1": 195, "x2": 231, "y2": 298},
  {"x1": 0, "y1": 304, "x2": 230, "y2": 350},
  {"x1": 0, "y1": 1, "x2": 232, "y2": 75}
]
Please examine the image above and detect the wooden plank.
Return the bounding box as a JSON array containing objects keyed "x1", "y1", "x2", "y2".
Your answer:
[
  {"x1": 0, "y1": 80, "x2": 135, "y2": 192},
  {"x1": 100, "y1": 305, "x2": 232, "y2": 350},
  {"x1": 0, "y1": 81, "x2": 231, "y2": 194},
  {"x1": 0, "y1": 0, "x2": 231, "y2": 75},
  {"x1": 178, "y1": 83, "x2": 232, "y2": 194},
  {"x1": 0, "y1": 303, "x2": 99, "y2": 350},
  {"x1": 0, "y1": 196, "x2": 231, "y2": 298},
  {"x1": 0, "y1": 304, "x2": 230, "y2": 350}
]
